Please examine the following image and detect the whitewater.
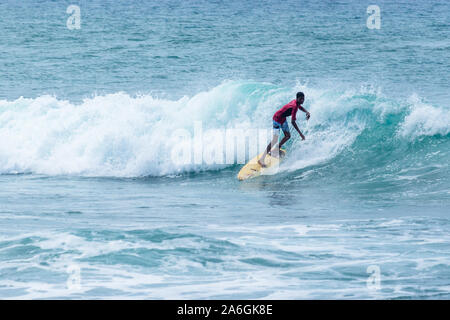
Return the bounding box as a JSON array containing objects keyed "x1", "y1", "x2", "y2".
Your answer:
[{"x1": 1, "y1": 81, "x2": 448, "y2": 178}]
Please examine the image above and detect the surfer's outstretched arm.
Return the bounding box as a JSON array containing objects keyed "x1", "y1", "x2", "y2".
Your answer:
[{"x1": 291, "y1": 121, "x2": 305, "y2": 140}]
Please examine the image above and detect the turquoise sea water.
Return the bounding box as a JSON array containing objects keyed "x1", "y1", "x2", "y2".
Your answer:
[{"x1": 0, "y1": 0, "x2": 449, "y2": 299}]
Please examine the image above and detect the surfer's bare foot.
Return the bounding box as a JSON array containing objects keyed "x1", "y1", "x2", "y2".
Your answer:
[{"x1": 258, "y1": 159, "x2": 267, "y2": 168}]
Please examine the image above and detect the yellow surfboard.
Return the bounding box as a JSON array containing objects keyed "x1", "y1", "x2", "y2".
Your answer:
[{"x1": 237, "y1": 149, "x2": 286, "y2": 181}]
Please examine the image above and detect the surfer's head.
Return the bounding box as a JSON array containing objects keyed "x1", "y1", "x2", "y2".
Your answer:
[{"x1": 296, "y1": 92, "x2": 305, "y2": 105}]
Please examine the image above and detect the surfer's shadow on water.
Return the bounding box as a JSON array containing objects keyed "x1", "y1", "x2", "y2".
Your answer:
[
  {"x1": 268, "y1": 191, "x2": 298, "y2": 208},
  {"x1": 237, "y1": 177, "x2": 300, "y2": 208}
]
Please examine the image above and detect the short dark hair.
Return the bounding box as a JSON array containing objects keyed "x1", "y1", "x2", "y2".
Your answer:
[{"x1": 296, "y1": 92, "x2": 304, "y2": 99}]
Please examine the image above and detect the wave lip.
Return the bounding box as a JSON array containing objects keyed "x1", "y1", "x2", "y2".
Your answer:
[{"x1": 398, "y1": 95, "x2": 450, "y2": 139}]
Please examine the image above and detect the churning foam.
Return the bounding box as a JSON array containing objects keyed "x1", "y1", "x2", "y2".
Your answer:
[
  {"x1": 0, "y1": 81, "x2": 448, "y2": 177},
  {"x1": 398, "y1": 95, "x2": 450, "y2": 139}
]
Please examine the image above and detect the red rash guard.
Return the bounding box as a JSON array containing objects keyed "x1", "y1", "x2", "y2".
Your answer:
[{"x1": 273, "y1": 99, "x2": 300, "y2": 124}]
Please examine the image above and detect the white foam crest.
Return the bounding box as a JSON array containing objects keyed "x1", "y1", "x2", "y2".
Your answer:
[{"x1": 398, "y1": 95, "x2": 450, "y2": 138}]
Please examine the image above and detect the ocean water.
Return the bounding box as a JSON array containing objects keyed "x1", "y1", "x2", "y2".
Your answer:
[{"x1": 0, "y1": 0, "x2": 449, "y2": 299}]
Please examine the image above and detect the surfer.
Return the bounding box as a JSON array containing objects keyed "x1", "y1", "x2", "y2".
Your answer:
[{"x1": 258, "y1": 92, "x2": 310, "y2": 167}]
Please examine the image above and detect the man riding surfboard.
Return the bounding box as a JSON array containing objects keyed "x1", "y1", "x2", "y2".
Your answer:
[{"x1": 258, "y1": 92, "x2": 310, "y2": 167}]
